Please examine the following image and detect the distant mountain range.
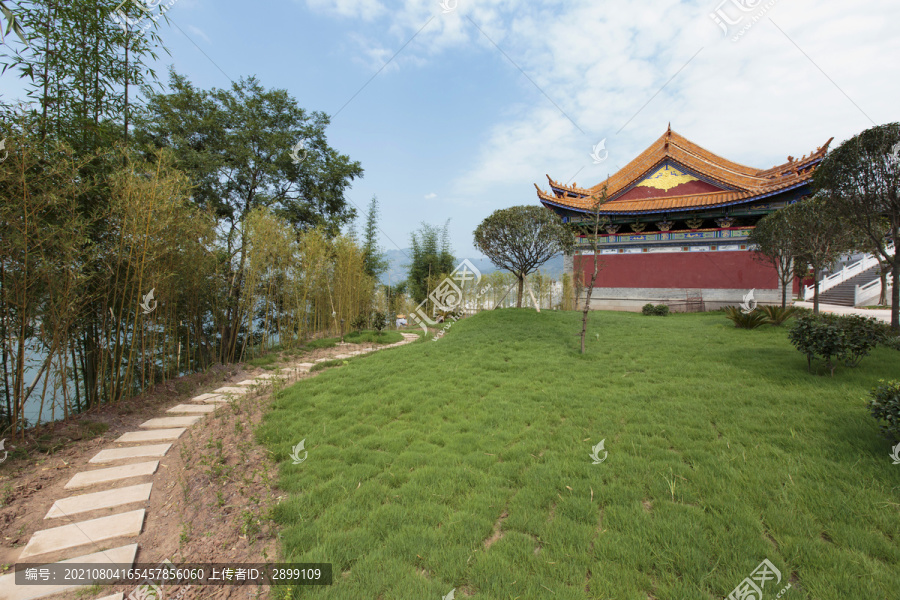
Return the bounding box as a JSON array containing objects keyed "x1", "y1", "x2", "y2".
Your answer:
[{"x1": 380, "y1": 249, "x2": 565, "y2": 285}]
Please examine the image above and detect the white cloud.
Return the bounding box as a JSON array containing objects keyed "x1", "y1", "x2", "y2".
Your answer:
[
  {"x1": 311, "y1": 0, "x2": 900, "y2": 236},
  {"x1": 437, "y1": 0, "x2": 900, "y2": 204},
  {"x1": 186, "y1": 24, "x2": 210, "y2": 44},
  {"x1": 305, "y1": 0, "x2": 385, "y2": 20},
  {"x1": 424, "y1": 192, "x2": 438, "y2": 199}
]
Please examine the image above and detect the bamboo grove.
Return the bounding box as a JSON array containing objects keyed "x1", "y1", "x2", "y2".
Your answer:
[{"x1": 0, "y1": 130, "x2": 376, "y2": 437}]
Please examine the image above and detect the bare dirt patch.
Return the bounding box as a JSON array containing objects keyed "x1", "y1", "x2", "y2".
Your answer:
[{"x1": 482, "y1": 509, "x2": 509, "y2": 550}]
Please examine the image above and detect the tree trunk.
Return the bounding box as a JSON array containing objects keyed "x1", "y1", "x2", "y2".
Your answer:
[
  {"x1": 516, "y1": 274, "x2": 524, "y2": 308},
  {"x1": 813, "y1": 271, "x2": 820, "y2": 315},
  {"x1": 580, "y1": 255, "x2": 599, "y2": 354},
  {"x1": 892, "y1": 259, "x2": 899, "y2": 332},
  {"x1": 781, "y1": 274, "x2": 788, "y2": 309}
]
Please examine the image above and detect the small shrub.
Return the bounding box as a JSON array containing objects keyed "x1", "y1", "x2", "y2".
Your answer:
[
  {"x1": 868, "y1": 380, "x2": 900, "y2": 442},
  {"x1": 788, "y1": 313, "x2": 886, "y2": 375},
  {"x1": 881, "y1": 333, "x2": 900, "y2": 351},
  {"x1": 840, "y1": 314, "x2": 889, "y2": 367},
  {"x1": 350, "y1": 313, "x2": 367, "y2": 332},
  {"x1": 762, "y1": 305, "x2": 797, "y2": 326},
  {"x1": 723, "y1": 306, "x2": 769, "y2": 329},
  {"x1": 372, "y1": 311, "x2": 387, "y2": 334},
  {"x1": 642, "y1": 303, "x2": 669, "y2": 316}
]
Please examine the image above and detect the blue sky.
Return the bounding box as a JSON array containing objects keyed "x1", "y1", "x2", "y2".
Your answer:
[{"x1": 3, "y1": 0, "x2": 898, "y2": 258}]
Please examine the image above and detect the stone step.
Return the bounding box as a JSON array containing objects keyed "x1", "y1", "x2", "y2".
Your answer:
[
  {"x1": 213, "y1": 386, "x2": 249, "y2": 395},
  {"x1": 46, "y1": 483, "x2": 153, "y2": 519},
  {"x1": 139, "y1": 416, "x2": 202, "y2": 429},
  {"x1": 235, "y1": 379, "x2": 260, "y2": 386},
  {"x1": 192, "y1": 393, "x2": 224, "y2": 402},
  {"x1": 115, "y1": 429, "x2": 186, "y2": 443},
  {"x1": 0, "y1": 544, "x2": 137, "y2": 600},
  {"x1": 64, "y1": 461, "x2": 159, "y2": 490},
  {"x1": 197, "y1": 395, "x2": 231, "y2": 404},
  {"x1": 89, "y1": 444, "x2": 172, "y2": 464},
  {"x1": 19, "y1": 509, "x2": 145, "y2": 559},
  {"x1": 96, "y1": 594, "x2": 125, "y2": 600},
  {"x1": 166, "y1": 404, "x2": 217, "y2": 414}
]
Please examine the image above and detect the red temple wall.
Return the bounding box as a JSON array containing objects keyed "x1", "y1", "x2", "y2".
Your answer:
[{"x1": 574, "y1": 251, "x2": 780, "y2": 289}]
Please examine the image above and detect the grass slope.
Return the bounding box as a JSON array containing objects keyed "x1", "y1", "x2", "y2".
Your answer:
[{"x1": 258, "y1": 310, "x2": 900, "y2": 600}]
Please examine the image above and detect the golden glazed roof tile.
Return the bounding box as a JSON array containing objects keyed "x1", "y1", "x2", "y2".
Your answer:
[{"x1": 538, "y1": 128, "x2": 831, "y2": 213}]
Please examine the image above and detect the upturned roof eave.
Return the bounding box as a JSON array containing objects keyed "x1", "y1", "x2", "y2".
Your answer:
[{"x1": 538, "y1": 179, "x2": 812, "y2": 217}]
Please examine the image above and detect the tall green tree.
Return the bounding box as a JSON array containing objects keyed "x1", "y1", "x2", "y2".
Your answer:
[
  {"x1": 134, "y1": 70, "x2": 363, "y2": 233},
  {"x1": 407, "y1": 221, "x2": 455, "y2": 305},
  {"x1": 782, "y1": 196, "x2": 861, "y2": 315},
  {"x1": 362, "y1": 195, "x2": 388, "y2": 279},
  {"x1": 748, "y1": 209, "x2": 797, "y2": 308},
  {"x1": 134, "y1": 71, "x2": 364, "y2": 360},
  {"x1": 473, "y1": 205, "x2": 574, "y2": 309},
  {"x1": 815, "y1": 123, "x2": 900, "y2": 330}
]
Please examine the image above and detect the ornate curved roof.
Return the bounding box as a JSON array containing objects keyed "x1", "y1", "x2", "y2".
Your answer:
[{"x1": 536, "y1": 126, "x2": 833, "y2": 215}]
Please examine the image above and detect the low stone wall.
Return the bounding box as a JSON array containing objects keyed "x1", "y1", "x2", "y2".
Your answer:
[{"x1": 579, "y1": 286, "x2": 784, "y2": 312}]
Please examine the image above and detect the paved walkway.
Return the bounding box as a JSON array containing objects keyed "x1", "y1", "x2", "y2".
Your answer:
[
  {"x1": 1, "y1": 333, "x2": 419, "y2": 600},
  {"x1": 793, "y1": 301, "x2": 892, "y2": 323}
]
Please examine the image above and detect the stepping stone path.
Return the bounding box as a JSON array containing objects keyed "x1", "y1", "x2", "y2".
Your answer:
[
  {"x1": 115, "y1": 428, "x2": 186, "y2": 443},
  {"x1": 139, "y1": 416, "x2": 202, "y2": 429},
  {"x1": 19, "y1": 510, "x2": 145, "y2": 559},
  {"x1": 213, "y1": 386, "x2": 249, "y2": 395},
  {"x1": 64, "y1": 461, "x2": 159, "y2": 490},
  {"x1": 90, "y1": 444, "x2": 172, "y2": 463},
  {"x1": 166, "y1": 404, "x2": 217, "y2": 414},
  {"x1": 8, "y1": 332, "x2": 419, "y2": 599},
  {"x1": 46, "y1": 484, "x2": 153, "y2": 519}
]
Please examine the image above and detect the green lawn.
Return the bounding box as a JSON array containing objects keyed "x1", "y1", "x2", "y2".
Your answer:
[{"x1": 258, "y1": 310, "x2": 900, "y2": 600}]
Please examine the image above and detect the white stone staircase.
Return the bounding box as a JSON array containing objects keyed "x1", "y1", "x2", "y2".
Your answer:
[{"x1": 803, "y1": 244, "x2": 895, "y2": 306}]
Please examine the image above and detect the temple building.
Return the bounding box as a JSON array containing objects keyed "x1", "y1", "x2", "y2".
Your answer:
[{"x1": 535, "y1": 126, "x2": 833, "y2": 310}]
